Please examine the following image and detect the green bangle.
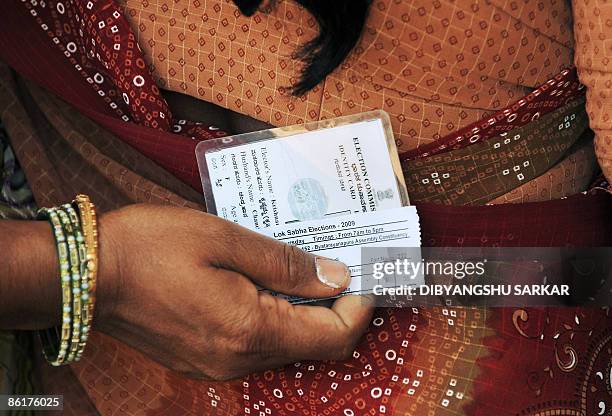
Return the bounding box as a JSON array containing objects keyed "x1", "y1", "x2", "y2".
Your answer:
[
  {"x1": 62, "y1": 203, "x2": 91, "y2": 360},
  {"x1": 37, "y1": 196, "x2": 98, "y2": 365},
  {"x1": 55, "y1": 207, "x2": 84, "y2": 363},
  {"x1": 36, "y1": 207, "x2": 73, "y2": 366}
]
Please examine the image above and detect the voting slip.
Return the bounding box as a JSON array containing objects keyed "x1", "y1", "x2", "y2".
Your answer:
[
  {"x1": 196, "y1": 111, "x2": 422, "y2": 302},
  {"x1": 257, "y1": 206, "x2": 422, "y2": 302}
]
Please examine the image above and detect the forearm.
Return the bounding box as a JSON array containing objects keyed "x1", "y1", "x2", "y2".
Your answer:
[{"x1": 0, "y1": 219, "x2": 60, "y2": 330}]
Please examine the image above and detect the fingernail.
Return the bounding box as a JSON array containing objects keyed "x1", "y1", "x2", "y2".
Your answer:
[{"x1": 315, "y1": 257, "x2": 351, "y2": 289}]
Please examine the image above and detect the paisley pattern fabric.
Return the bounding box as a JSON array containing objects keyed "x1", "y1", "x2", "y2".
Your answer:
[
  {"x1": 0, "y1": 1, "x2": 610, "y2": 416},
  {"x1": 467, "y1": 307, "x2": 612, "y2": 416}
]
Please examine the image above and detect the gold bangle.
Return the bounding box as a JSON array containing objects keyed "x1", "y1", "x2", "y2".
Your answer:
[{"x1": 73, "y1": 194, "x2": 99, "y2": 359}]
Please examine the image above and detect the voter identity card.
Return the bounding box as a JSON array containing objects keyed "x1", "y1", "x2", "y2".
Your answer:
[{"x1": 196, "y1": 111, "x2": 421, "y2": 301}]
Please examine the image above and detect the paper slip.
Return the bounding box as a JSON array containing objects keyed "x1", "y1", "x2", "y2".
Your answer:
[
  {"x1": 204, "y1": 119, "x2": 403, "y2": 230},
  {"x1": 257, "y1": 206, "x2": 422, "y2": 302}
]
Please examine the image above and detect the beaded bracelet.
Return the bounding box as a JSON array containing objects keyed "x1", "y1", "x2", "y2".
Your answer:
[
  {"x1": 37, "y1": 195, "x2": 99, "y2": 366},
  {"x1": 36, "y1": 207, "x2": 73, "y2": 366},
  {"x1": 56, "y1": 205, "x2": 85, "y2": 363},
  {"x1": 62, "y1": 203, "x2": 91, "y2": 360}
]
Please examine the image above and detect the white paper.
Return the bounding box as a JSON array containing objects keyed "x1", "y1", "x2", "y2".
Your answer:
[
  {"x1": 257, "y1": 206, "x2": 423, "y2": 301},
  {"x1": 204, "y1": 119, "x2": 402, "y2": 230}
]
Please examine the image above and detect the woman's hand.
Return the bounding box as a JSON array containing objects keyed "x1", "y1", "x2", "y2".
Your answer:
[{"x1": 96, "y1": 204, "x2": 374, "y2": 380}]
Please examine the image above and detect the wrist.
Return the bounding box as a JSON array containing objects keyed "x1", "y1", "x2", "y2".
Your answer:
[
  {"x1": 93, "y1": 210, "x2": 123, "y2": 329},
  {"x1": 0, "y1": 220, "x2": 61, "y2": 330}
]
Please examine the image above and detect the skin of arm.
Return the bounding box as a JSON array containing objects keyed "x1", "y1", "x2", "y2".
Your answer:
[
  {"x1": 0, "y1": 219, "x2": 61, "y2": 329},
  {"x1": 0, "y1": 218, "x2": 117, "y2": 330},
  {"x1": 0, "y1": 206, "x2": 373, "y2": 380}
]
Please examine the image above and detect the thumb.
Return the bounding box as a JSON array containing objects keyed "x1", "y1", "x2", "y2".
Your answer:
[{"x1": 213, "y1": 223, "x2": 351, "y2": 298}]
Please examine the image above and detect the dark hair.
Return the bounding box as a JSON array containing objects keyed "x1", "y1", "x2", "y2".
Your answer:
[{"x1": 233, "y1": 0, "x2": 372, "y2": 95}]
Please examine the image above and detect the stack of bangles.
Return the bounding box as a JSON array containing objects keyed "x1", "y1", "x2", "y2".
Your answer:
[{"x1": 36, "y1": 194, "x2": 99, "y2": 366}]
